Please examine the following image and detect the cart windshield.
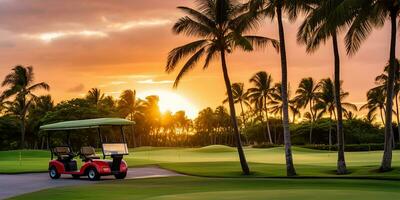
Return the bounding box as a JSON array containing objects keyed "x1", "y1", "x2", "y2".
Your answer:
[{"x1": 102, "y1": 143, "x2": 128, "y2": 156}]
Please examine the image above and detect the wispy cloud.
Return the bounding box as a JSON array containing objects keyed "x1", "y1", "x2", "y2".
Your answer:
[
  {"x1": 22, "y1": 18, "x2": 171, "y2": 43},
  {"x1": 23, "y1": 30, "x2": 108, "y2": 43},
  {"x1": 137, "y1": 79, "x2": 173, "y2": 84}
]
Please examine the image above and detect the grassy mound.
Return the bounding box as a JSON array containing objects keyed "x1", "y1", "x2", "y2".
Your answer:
[{"x1": 192, "y1": 145, "x2": 236, "y2": 153}]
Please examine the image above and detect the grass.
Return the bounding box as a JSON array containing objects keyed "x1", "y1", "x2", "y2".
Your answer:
[
  {"x1": 1, "y1": 145, "x2": 400, "y2": 178},
  {"x1": 9, "y1": 176, "x2": 400, "y2": 200}
]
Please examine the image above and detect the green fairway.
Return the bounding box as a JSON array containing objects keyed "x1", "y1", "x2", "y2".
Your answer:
[
  {"x1": 1, "y1": 145, "x2": 400, "y2": 178},
  {"x1": 9, "y1": 176, "x2": 400, "y2": 200}
]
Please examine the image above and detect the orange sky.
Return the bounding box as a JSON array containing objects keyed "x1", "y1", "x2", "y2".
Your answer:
[{"x1": 0, "y1": 0, "x2": 398, "y2": 118}]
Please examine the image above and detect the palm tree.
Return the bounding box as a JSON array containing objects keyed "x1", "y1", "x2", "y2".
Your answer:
[
  {"x1": 269, "y1": 83, "x2": 298, "y2": 120},
  {"x1": 248, "y1": 0, "x2": 312, "y2": 176},
  {"x1": 315, "y1": 78, "x2": 357, "y2": 147},
  {"x1": 165, "y1": 0, "x2": 279, "y2": 175},
  {"x1": 1, "y1": 65, "x2": 50, "y2": 148},
  {"x1": 223, "y1": 83, "x2": 251, "y2": 144},
  {"x1": 293, "y1": 77, "x2": 319, "y2": 144},
  {"x1": 297, "y1": 0, "x2": 351, "y2": 174},
  {"x1": 374, "y1": 59, "x2": 400, "y2": 144},
  {"x1": 313, "y1": 0, "x2": 399, "y2": 172},
  {"x1": 223, "y1": 83, "x2": 251, "y2": 129},
  {"x1": 247, "y1": 71, "x2": 274, "y2": 144},
  {"x1": 86, "y1": 88, "x2": 105, "y2": 108},
  {"x1": 361, "y1": 87, "x2": 387, "y2": 125}
]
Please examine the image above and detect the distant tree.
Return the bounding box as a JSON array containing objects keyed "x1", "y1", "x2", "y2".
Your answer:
[
  {"x1": 223, "y1": 83, "x2": 251, "y2": 130},
  {"x1": 248, "y1": 71, "x2": 274, "y2": 144},
  {"x1": 361, "y1": 87, "x2": 386, "y2": 125},
  {"x1": 86, "y1": 88, "x2": 105, "y2": 108},
  {"x1": 1, "y1": 66, "x2": 50, "y2": 148},
  {"x1": 293, "y1": 77, "x2": 319, "y2": 144}
]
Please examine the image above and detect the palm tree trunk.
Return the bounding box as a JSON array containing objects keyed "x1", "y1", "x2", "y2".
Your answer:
[
  {"x1": 329, "y1": 112, "x2": 332, "y2": 147},
  {"x1": 276, "y1": 3, "x2": 296, "y2": 176},
  {"x1": 309, "y1": 101, "x2": 314, "y2": 144},
  {"x1": 239, "y1": 101, "x2": 249, "y2": 145},
  {"x1": 380, "y1": 10, "x2": 397, "y2": 172},
  {"x1": 380, "y1": 108, "x2": 385, "y2": 125},
  {"x1": 20, "y1": 117, "x2": 26, "y2": 149},
  {"x1": 396, "y1": 86, "x2": 400, "y2": 144},
  {"x1": 220, "y1": 50, "x2": 250, "y2": 175},
  {"x1": 264, "y1": 96, "x2": 273, "y2": 144},
  {"x1": 332, "y1": 32, "x2": 347, "y2": 174}
]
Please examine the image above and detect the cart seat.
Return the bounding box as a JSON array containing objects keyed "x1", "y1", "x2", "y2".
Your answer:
[
  {"x1": 80, "y1": 146, "x2": 100, "y2": 161},
  {"x1": 53, "y1": 147, "x2": 74, "y2": 161}
]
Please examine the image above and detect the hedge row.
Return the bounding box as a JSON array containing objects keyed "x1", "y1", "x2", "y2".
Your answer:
[{"x1": 252, "y1": 143, "x2": 400, "y2": 151}]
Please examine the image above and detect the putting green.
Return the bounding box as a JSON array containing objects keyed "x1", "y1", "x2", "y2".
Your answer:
[{"x1": 9, "y1": 176, "x2": 400, "y2": 200}]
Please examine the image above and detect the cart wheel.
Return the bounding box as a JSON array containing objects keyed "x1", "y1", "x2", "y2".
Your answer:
[
  {"x1": 114, "y1": 172, "x2": 127, "y2": 179},
  {"x1": 72, "y1": 174, "x2": 80, "y2": 179},
  {"x1": 87, "y1": 168, "x2": 100, "y2": 181},
  {"x1": 49, "y1": 166, "x2": 60, "y2": 179}
]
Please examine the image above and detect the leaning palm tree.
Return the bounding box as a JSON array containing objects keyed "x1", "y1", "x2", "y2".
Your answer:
[
  {"x1": 1, "y1": 65, "x2": 50, "y2": 148},
  {"x1": 165, "y1": 0, "x2": 279, "y2": 175},
  {"x1": 313, "y1": 0, "x2": 399, "y2": 172},
  {"x1": 293, "y1": 77, "x2": 319, "y2": 144},
  {"x1": 248, "y1": 0, "x2": 312, "y2": 176},
  {"x1": 247, "y1": 71, "x2": 274, "y2": 144}
]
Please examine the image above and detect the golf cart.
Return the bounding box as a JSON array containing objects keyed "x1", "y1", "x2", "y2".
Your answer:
[{"x1": 40, "y1": 118, "x2": 134, "y2": 181}]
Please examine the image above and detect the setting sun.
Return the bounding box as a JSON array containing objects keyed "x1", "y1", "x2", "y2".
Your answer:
[{"x1": 137, "y1": 90, "x2": 198, "y2": 119}]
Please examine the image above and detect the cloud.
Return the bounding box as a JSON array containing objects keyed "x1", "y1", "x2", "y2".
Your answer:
[
  {"x1": 67, "y1": 84, "x2": 85, "y2": 93},
  {"x1": 21, "y1": 18, "x2": 171, "y2": 42},
  {"x1": 23, "y1": 30, "x2": 108, "y2": 42},
  {"x1": 137, "y1": 79, "x2": 173, "y2": 84}
]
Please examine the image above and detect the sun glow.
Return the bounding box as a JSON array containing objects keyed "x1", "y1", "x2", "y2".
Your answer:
[{"x1": 137, "y1": 90, "x2": 198, "y2": 119}]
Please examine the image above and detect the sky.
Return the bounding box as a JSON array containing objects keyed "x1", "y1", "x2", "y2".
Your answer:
[{"x1": 0, "y1": 0, "x2": 398, "y2": 118}]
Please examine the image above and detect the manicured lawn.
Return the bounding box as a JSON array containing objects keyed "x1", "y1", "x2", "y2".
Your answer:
[
  {"x1": 9, "y1": 176, "x2": 400, "y2": 200},
  {"x1": 1, "y1": 145, "x2": 400, "y2": 178}
]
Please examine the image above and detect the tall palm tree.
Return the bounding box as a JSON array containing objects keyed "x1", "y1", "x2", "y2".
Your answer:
[
  {"x1": 1, "y1": 65, "x2": 50, "y2": 148},
  {"x1": 313, "y1": 0, "x2": 399, "y2": 172},
  {"x1": 361, "y1": 87, "x2": 387, "y2": 125},
  {"x1": 293, "y1": 77, "x2": 319, "y2": 144},
  {"x1": 247, "y1": 71, "x2": 274, "y2": 144},
  {"x1": 86, "y1": 88, "x2": 105, "y2": 108},
  {"x1": 248, "y1": 0, "x2": 312, "y2": 176},
  {"x1": 165, "y1": 0, "x2": 279, "y2": 175},
  {"x1": 297, "y1": 0, "x2": 352, "y2": 174}
]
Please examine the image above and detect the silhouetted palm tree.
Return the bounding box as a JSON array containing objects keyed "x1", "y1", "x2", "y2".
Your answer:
[
  {"x1": 315, "y1": 78, "x2": 357, "y2": 146},
  {"x1": 166, "y1": 0, "x2": 279, "y2": 175},
  {"x1": 86, "y1": 88, "x2": 105, "y2": 108},
  {"x1": 1, "y1": 65, "x2": 50, "y2": 148},
  {"x1": 248, "y1": 0, "x2": 312, "y2": 176},
  {"x1": 223, "y1": 83, "x2": 251, "y2": 128},
  {"x1": 248, "y1": 71, "x2": 274, "y2": 143},
  {"x1": 361, "y1": 87, "x2": 387, "y2": 125},
  {"x1": 293, "y1": 77, "x2": 319, "y2": 144},
  {"x1": 313, "y1": 0, "x2": 399, "y2": 172}
]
